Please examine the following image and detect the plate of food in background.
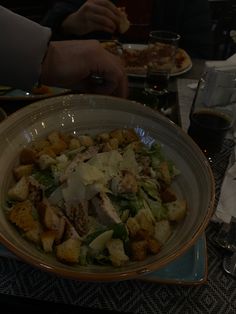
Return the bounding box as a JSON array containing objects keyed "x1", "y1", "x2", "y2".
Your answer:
[
  {"x1": 108, "y1": 43, "x2": 192, "y2": 78},
  {"x1": 0, "y1": 84, "x2": 70, "y2": 101}
]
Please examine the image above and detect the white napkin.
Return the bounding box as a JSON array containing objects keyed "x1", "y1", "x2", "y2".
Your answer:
[
  {"x1": 205, "y1": 53, "x2": 236, "y2": 71},
  {"x1": 230, "y1": 30, "x2": 236, "y2": 43},
  {"x1": 202, "y1": 54, "x2": 236, "y2": 108},
  {"x1": 213, "y1": 139, "x2": 236, "y2": 224}
]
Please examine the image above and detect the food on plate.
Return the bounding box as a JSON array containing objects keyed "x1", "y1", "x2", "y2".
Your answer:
[
  {"x1": 31, "y1": 84, "x2": 52, "y2": 95},
  {"x1": 100, "y1": 40, "x2": 123, "y2": 56},
  {"x1": 118, "y1": 7, "x2": 130, "y2": 34},
  {"x1": 121, "y1": 44, "x2": 192, "y2": 75},
  {"x1": 172, "y1": 48, "x2": 192, "y2": 74},
  {"x1": 5, "y1": 128, "x2": 187, "y2": 267}
]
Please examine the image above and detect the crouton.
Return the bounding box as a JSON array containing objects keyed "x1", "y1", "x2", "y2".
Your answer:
[
  {"x1": 19, "y1": 148, "x2": 37, "y2": 164},
  {"x1": 102, "y1": 138, "x2": 119, "y2": 152},
  {"x1": 60, "y1": 132, "x2": 73, "y2": 145},
  {"x1": 56, "y1": 238, "x2": 81, "y2": 263},
  {"x1": 146, "y1": 237, "x2": 161, "y2": 254},
  {"x1": 24, "y1": 222, "x2": 42, "y2": 244},
  {"x1": 78, "y1": 135, "x2": 94, "y2": 147},
  {"x1": 130, "y1": 240, "x2": 147, "y2": 261},
  {"x1": 122, "y1": 128, "x2": 139, "y2": 143},
  {"x1": 126, "y1": 140, "x2": 142, "y2": 152},
  {"x1": 69, "y1": 138, "x2": 81, "y2": 150},
  {"x1": 47, "y1": 131, "x2": 68, "y2": 155},
  {"x1": 37, "y1": 154, "x2": 56, "y2": 170},
  {"x1": 51, "y1": 141, "x2": 67, "y2": 155},
  {"x1": 158, "y1": 161, "x2": 171, "y2": 186},
  {"x1": 126, "y1": 217, "x2": 140, "y2": 238},
  {"x1": 13, "y1": 164, "x2": 33, "y2": 180},
  {"x1": 106, "y1": 239, "x2": 129, "y2": 267},
  {"x1": 109, "y1": 129, "x2": 125, "y2": 145},
  {"x1": 154, "y1": 220, "x2": 172, "y2": 245},
  {"x1": 37, "y1": 201, "x2": 65, "y2": 242},
  {"x1": 160, "y1": 187, "x2": 177, "y2": 203},
  {"x1": 9, "y1": 200, "x2": 38, "y2": 232},
  {"x1": 47, "y1": 131, "x2": 61, "y2": 143},
  {"x1": 135, "y1": 209, "x2": 154, "y2": 236},
  {"x1": 37, "y1": 146, "x2": 56, "y2": 158},
  {"x1": 41, "y1": 230, "x2": 57, "y2": 252},
  {"x1": 96, "y1": 132, "x2": 110, "y2": 143},
  {"x1": 166, "y1": 200, "x2": 187, "y2": 222},
  {"x1": 135, "y1": 229, "x2": 150, "y2": 240},
  {"x1": 32, "y1": 139, "x2": 50, "y2": 152},
  {"x1": 8, "y1": 176, "x2": 29, "y2": 201}
]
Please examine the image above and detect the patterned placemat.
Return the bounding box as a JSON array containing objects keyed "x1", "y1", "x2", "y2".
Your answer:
[{"x1": 0, "y1": 218, "x2": 235, "y2": 314}]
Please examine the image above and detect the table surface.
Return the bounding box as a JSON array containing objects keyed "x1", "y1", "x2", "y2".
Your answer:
[{"x1": 0, "y1": 59, "x2": 236, "y2": 314}]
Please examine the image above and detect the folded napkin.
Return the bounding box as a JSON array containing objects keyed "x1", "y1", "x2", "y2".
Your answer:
[
  {"x1": 213, "y1": 141, "x2": 236, "y2": 223},
  {"x1": 201, "y1": 54, "x2": 236, "y2": 108},
  {"x1": 230, "y1": 30, "x2": 236, "y2": 44},
  {"x1": 205, "y1": 53, "x2": 236, "y2": 71}
]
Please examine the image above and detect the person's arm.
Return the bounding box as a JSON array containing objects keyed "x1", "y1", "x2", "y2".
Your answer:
[
  {"x1": 0, "y1": 6, "x2": 128, "y2": 97},
  {"x1": 0, "y1": 6, "x2": 52, "y2": 90},
  {"x1": 41, "y1": 0, "x2": 120, "y2": 40},
  {"x1": 41, "y1": 0, "x2": 85, "y2": 39},
  {"x1": 40, "y1": 39, "x2": 128, "y2": 97}
]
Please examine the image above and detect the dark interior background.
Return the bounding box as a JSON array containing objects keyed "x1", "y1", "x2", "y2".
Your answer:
[{"x1": 1, "y1": 0, "x2": 236, "y2": 60}]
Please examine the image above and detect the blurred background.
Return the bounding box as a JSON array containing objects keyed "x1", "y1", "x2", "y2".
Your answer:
[{"x1": 1, "y1": 0, "x2": 236, "y2": 60}]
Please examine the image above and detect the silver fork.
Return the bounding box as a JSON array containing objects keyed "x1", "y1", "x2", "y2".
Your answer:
[
  {"x1": 223, "y1": 252, "x2": 236, "y2": 278},
  {"x1": 216, "y1": 217, "x2": 236, "y2": 278}
]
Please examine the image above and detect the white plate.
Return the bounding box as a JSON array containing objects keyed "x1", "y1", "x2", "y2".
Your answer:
[
  {"x1": 0, "y1": 85, "x2": 70, "y2": 101},
  {"x1": 122, "y1": 43, "x2": 192, "y2": 78}
]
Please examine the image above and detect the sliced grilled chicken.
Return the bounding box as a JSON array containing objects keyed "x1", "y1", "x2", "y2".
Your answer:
[{"x1": 91, "y1": 192, "x2": 121, "y2": 225}]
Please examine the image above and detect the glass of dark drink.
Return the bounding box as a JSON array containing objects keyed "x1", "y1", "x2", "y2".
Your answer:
[
  {"x1": 187, "y1": 79, "x2": 234, "y2": 157},
  {"x1": 144, "y1": 30, "x2": 180, "y2": 95},
  {"x1": 188, "y1": 109, "x2": 232, "y2": 156}
]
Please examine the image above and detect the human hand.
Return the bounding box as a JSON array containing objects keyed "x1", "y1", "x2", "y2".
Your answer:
[
  {"x1": 62, "y1": 0, "x2": 121, "y2": 36},
  {"x1": 40, "y1": 39, "x2": 128, "y2": 98}
]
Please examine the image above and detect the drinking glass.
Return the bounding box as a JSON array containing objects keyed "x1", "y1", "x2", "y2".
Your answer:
[
  {"x1": 188, "y1": 76, "x2": 236, "y2": 158},
  {"x1": 144, "y1": 30, "x2": 180, "y2": 95}
]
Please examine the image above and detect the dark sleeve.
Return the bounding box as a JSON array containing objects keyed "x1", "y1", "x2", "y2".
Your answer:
[
  {"x1": 0, "y1": 6, "x2": 51, "y2": 90},
  {"x1": 152, "y1": 0, "x2": 213, "y2": 59},
  {"x1": 41, "y1": 0, "x2": 86, "y2": 40},
  {"x1": 41, "y1": 0, "x2": 119, "y2": 40}
]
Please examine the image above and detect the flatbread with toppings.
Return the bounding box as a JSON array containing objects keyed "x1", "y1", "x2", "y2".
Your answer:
[
  {"x1": 172, "y1": 48, "x2": 192, "y2": 75},
  {"x1": 122, "y1": 45, "x2": 192, "y2": 76}
]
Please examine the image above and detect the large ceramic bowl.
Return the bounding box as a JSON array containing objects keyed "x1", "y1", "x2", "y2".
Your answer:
[{"x1": 0, "y1": 94, "x2": 215, "y2": 281}]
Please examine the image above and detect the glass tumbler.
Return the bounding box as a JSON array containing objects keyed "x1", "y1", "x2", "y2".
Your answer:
[
  {"x1": 188, "y1": 76, "x2": 236, "y2": 157},
  {"x1": 144, "y1": 30, "x2": 180, "y2": 95}
]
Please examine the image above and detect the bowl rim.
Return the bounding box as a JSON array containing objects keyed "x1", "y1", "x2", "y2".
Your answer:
[{"x1": 0, "y1": 94, "x2": 215, "y2": 282}]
